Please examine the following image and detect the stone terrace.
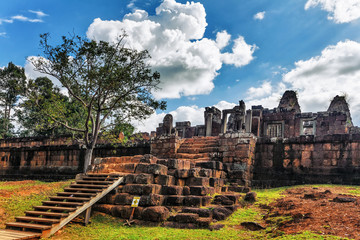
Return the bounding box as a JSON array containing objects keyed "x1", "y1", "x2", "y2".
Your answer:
[{"x1": 89, "y1": 134, "x2": 256, "y2": 229}]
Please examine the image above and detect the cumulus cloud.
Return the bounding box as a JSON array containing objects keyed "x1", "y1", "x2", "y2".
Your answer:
[
  {"x1": 87, "y1": 0, "x2": 256, "y2": 99},
  {"x1": 305, "y1": 0, "x2": 360, "y2": 23},
  {"x1": 24, "y1": 56, "x2": 61, "y2": 85},
  {"x1": 0, "y1": 32, "x2": 6, "y2": 37},
  {"x1": 246, "y1": 40, "x2": 360, "y2": 125},
  {"x1": 253, "y1": 11, "x2": 265, "y2": 20},
  {"x1": 246, "y1": 81, "x2": 272, "y2": 98}
]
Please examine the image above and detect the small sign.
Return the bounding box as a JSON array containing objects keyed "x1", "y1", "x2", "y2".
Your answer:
[{"x1": 131, "y1": 196, "x2": 140, "y2": 207}]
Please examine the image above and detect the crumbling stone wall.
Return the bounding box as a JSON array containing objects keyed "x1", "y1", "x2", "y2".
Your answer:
[
  {"x1": 0, "y1": 139, "x2": 149, "y2": 180},
  {"x1": 253, "y1": 134, "x2": 360, "y2": 187}
]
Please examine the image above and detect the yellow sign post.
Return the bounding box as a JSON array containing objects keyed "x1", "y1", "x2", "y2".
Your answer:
[{"x1": 125, "y1": 196, "x2": 140, "y2": 226}]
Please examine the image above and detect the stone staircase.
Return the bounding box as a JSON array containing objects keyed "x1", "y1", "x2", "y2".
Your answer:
[
  {"x1": 175, "y1": 136, "x2": 221, "y2": 163},
  {"x1": 91, "y1": 155, "x2": 253, "y2": 229},
  {"x1": 1, "y1": 173, "x2": 123, "y2": 239}
]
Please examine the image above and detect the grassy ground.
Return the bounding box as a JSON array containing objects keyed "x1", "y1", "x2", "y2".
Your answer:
[{"x1": 0, "y1": 181, "x2": 352, "y2": 240}]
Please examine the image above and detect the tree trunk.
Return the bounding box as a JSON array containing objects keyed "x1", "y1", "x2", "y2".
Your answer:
[{"x1": 83, "y1": 147, "x2": 94, "y2": 173}]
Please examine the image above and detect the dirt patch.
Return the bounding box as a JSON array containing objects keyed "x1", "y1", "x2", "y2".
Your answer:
[{"x1": 265, "y1": 186, "x2": 360, "y2": 239}]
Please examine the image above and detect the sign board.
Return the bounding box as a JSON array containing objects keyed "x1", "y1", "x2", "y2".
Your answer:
[{"x1": 131, "y1": 196, "x2": 140, "y2": 207}]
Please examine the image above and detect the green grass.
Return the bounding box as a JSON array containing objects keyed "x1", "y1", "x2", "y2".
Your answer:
[
  {"x1": 0, "y1": 180, "x2": 71, "y2": 225},
  {"x1": 0, "y1": 181, "x2": 351, "y2": 240}
]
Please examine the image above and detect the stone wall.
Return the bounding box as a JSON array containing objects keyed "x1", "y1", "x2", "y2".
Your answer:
[
  {"x1": 253, "y1": 134, "x2": 360, "y2": 187},
  {"x1": 0, "y1": 138, "x2": 149, "y2": 180},
  {"x1": 150, "y1": 135, "x2": 185, "y2": 159}
]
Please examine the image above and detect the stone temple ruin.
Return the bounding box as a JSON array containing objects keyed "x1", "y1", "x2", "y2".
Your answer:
[
  {"x1": 83, "y1": 90, "x2": 360, "y2": 228},
  {"x1": 2, "y1": 90, "x2": 360, "y2": 231}
]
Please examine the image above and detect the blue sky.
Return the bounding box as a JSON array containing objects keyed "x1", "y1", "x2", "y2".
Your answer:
[{"x1": 1, "y1": 0, "x2": 360, "y2": 132}]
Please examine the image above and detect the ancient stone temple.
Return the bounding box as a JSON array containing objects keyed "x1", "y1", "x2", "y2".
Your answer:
[{"x1": 87, "y1": 90, "x2": 360, "y2": 228}]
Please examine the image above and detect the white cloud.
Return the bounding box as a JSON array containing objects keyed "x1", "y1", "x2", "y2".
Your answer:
[
  {"x1": 246, "y1": 40, "x2": 360, "y2": 125},
  {"x1": 0, "y1": 32, "x2": 6, "y2": 37},
  {"x1": 87, "y1": 0, "x2": 256, "y2": 99},
  {"x1": 29, "y1": 10, "x2": 48, "y2": 18},
  {"x1": 253, "y1": 11, "x2": 266, "y2": 20},
  {"x1": 305, "y1": 0, "x2": 360, "y2": 23},
  {"x1": 0, "y1": 10, "x2": 47, "y2": 25},
  {"x1": 246, "y1": 81, "x2": 272, "y2": 98},
  {"x1": 221, "y1": 36, "x2": 258, "y2": 67},
  {"x1": 24, "y1": 56, "x2": 61, "y2": 86},
  {"x1": 11, "y1": 15, "x2": 43, "y2": 23},
  {"x1": 213, "y1": 100, "x2": 236, "y2": 110}
]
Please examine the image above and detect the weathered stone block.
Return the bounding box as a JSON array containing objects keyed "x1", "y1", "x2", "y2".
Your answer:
[
  {"x1": 93, "y1": 204, "x2": 113, "y2": 215},
  {"x1": 139, "y1": 194, "x2": 164, "y2": 206},
  {"x1": 157, "y1": 159, "x2": 191, "y2": 169},
  {"x1": 135, "y1": 163, "x2": 168, "y2": 175},
  {"x1": 196, "y1": 161, "x2": 223, "y2": 170},
  {"x1": 164, "y1": 195, "x2": 184, "y2": 206},
  {"x1": 186, "y1": 177, "x2": 210, "y2": 186},
  {"x1": 188, "y1": 168, "x2": 200, "y2": 177},
  {"x1": 209, "y1": 178, "x2": 224, "y2": 187},
  {"x1": 124, "y1": 174, "x2": 136, "y2": 184},
  {"x1": 113, "y1": 193, "x2": 133, "y2": 205},
  {"x1": 135, "y1": 173, "x2": 154, "y2": 184},
  {"x1": 161, "y1": 185, "x2": 183, "y2": 195},
  {"x1": 175, "y1": 169, "x2": 189, "y2": 178},
  {"x1": 175, "y1": 213, "x2": 199, "y2": 223},
  {"x1": 190, "y1": 186, "x2": 215, "y2": 196},
  {"x1": 199, "y1": 169, "x2": 212, "y2": 178},
  {"x1": 182, "y1": 207, "x2": 212, "y2": 217},
  {"x1": 176, "y1": 178, "x2": 186, "y2": 186},
  {"x1": 122, "y1": 184, "x2": 162, "y2": 195},
  {"x1": 183, "y1": 196, "x2": 202, "y2": 207},
  {"x1": 212, "y1": 207, "x2": 232, "y2": 220},
  {"x1": 154, "y1": 175, "x2": 175, "y2": 185},
  {"x1": 227, "y1": 170, "x2": 245, "y2": 179},
  {"x1": 111, "y1": 205, "x2": 143, "y2": 219},
  {"x1": 142, "y1": 206, "x2": 170, "y2": 222}
]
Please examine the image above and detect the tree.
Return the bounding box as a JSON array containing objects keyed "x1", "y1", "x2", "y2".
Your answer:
[
  {"x1": 29, "y1": 33, "x2": 166, "y2": 172},
  {"x1": 0, "y1": 62, "x2": 26, "y2": 137},
  {"x1": 16, "y1": 77, "x2": 86, "y2": 137}
]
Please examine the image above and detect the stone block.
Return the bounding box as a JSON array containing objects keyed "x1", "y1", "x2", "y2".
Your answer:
[
  {"x1": 186, "y1": 177, "x2": 210, "y2": 186},
  {"x1": 244, "y1": 192, "x2": 257, "y2": 202},
  {"x1": 135, "y1": 173, "x2": 154, "y2": 184},
  {"x1": 199, "y1": 169, "x2": 212, "y2": 178},
  {"x1": 188, "y1": 168, "x2": 200, "y2": 177},
  {"x1": 139, "y1": 194, "x2": 164, "y2": 206},
  {"x1": 227, "y1": 170, "x2": 245, "y2": 179},
  {"x1": 190, "y1": 186, "x2": 215, "y2": 196},
  {"x1": 124, "y1": 174, "x2": 136, "y2": 184},
  {"x1": 182, "y1": 207, "x2": 212, "y2": 217},
  {"x1": 111, "y1": 205, "x2": 143, "y2": 219},
  {"x1": 122, "y1": 184, "x2": 162, "y2": 195},
  {"x1": 175, "y1": 169, "x2": 189, "y2": 178},
  {"x1": 176, "y1": 178, "x2": 186, "y2": 186},
  {"x1": 113, "y1": 193, "x2": 133, "y2": 205},
  {"x1": 209, "y1": 178, "x2": 224, "y2": 187},
  {"x1": 135, "y1": 163, "x2": 168, "y2": 175},
  {"x1": 161, "y1": 185, "x2": 183, "y2": 195},
  {"x1": 157, "y1": 159, "x2": 191, "y2": 169},
  {"x1": 164, "y1": 195, "x2": 184, "y2": 206},
  {"x1": 154, "y1": 175, "x2": 175, "y2": 186},
  {"x1": 183, "y1": 196, "x2": 202, "y2": 207},
  {"x1": 212, "y1": 207, "x2": 232, "y2": 220},
  {"x1": 175, "y1": 213, "x2": 199, "y2": 223},
  {"x1": 183, "y1": 186, "x2": 191, "y2": 195},
  {"x1": 142, "y1": 206, "x2": 170, "y2": 222},
  {"x1": 196, "y1": 161, "x2": 223, "y2": 170},
  {"x1": 93, "y1": 204, "x2": 113, "y2": 215}
]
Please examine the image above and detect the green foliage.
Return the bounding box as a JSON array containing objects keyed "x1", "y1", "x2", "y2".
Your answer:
[
  {"x1": 28, "y1": 32, "x2": 166, "y2": 171},
  {"x1": 16, "y1": 77, "x2": 86, "y2": 137},
  {"x1": 0, "y1": 62, "x2": 26, "y2": 138}
]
